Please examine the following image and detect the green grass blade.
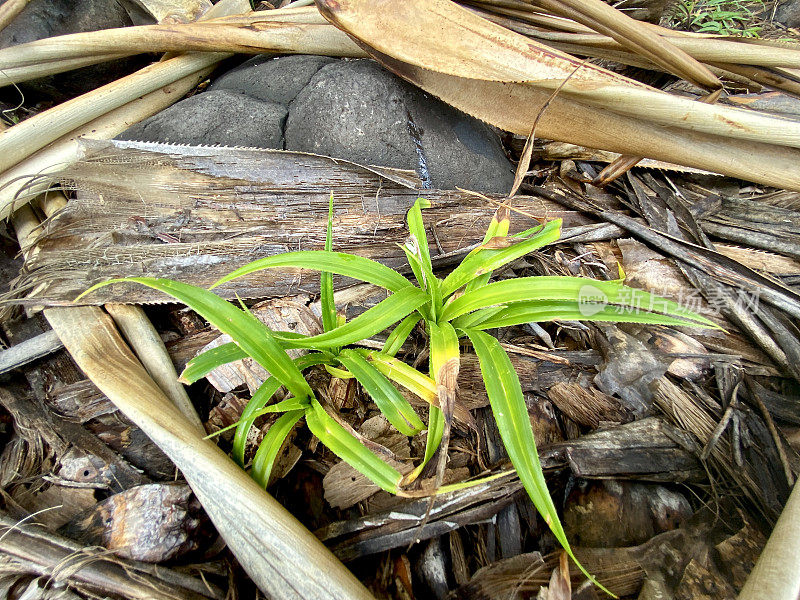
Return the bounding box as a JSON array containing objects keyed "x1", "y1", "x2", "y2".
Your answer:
[
  {"x1": 180, "y1": 341, "x2": 247, "y2": 384},
  {"x1": 367, "y1": 351, "x2": 437, "y2": 405},
  {"x1": 382, "y1": 313, "x2": 421, "y2": 357},
  {"x1": 442, "y1": 276, "x2": 717, "y2": 327},
  {"x1": 233, "y1": 353, "x2": 327, "y2": 465},
  {"x1": 337, "y1": 349, "x2": 425, "y2": 436},
  {"x1": 210, "y1": 251, "x2": 413, "y2": 293},
  {"x1": 427, "y1": 321, "x2": 460, "y2": 387},
  {"x1": 463, "y1": 328, "x2": 614, "y2": 596},
  {"x1": 408, "y1": 405, "x2": 443, "y2": 482},
  {"x1": 470, "y1": 300, "x2": 717, "y2": 330},
  {"x1": 321, "y1": 193, "x2": 337, "y2": 334},
  {"x1": 404, "y1": 198, "x2": 441, "y2": 319},
  {"x1": 209, "y1": 396, "x2": 309, "y2": 441},
  {"x1": 462, "y1": 329, "x2": 566, "y2": 540},
  {"x1": 441, "y1": 219, "x2": 561, "y2": 297},
  {"x1": 406, "y1": 198, "x2": 434, "y2": 276},
  {"x1": 251, "y1": 409, "x2": 305, "y2": 488},
  {"x1": 274, "y1": 286, "x2": 428, "y2": 349},
  {"x1": 451, "y1": 306, "x2": 506, "y2": 330},
  {"x1": 305, "y1": 399, "x2": 403, "y2": 494},
  {"x1": 79, "y1": 277, "x2": 314, "y2": 400}
]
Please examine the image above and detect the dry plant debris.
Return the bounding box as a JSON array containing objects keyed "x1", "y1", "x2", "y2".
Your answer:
[{"x1": 0, "y1": 0, "x2": 798, "y2": 599}]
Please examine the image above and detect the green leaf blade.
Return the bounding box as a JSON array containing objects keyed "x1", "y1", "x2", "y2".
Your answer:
[
  {"x1": 181, "y1": 341, "x2": 247, "y2": 384},
  {"x1": 81, "y1": 277, "x2": 314, "y2": 400},
  {"x1": 443, "y1": 276, "x2": 717, "y2": 328},
  {"x1": 210, "y1": 251, "x2": 413, "y2": 293},
  {"x1": 337, "y1": 349, "x2": 425, "y2": 436},
  {"x1": 470, "y1": 299, "x2": 715, "y2": 330},
  {"x1": 233, "y1": 353, "x2": 327, "y2": 465},
  {"x1": 276, "y1": 286, "x2": 428, "y2": 349},
  {"x1": 441, "y1": 219, "x2": 562, "y2": 297},
  {"x1": 305, "y1": 400, "x2": 403, "y2": 494},
  {"x1": 462, "y1": 329, "x2": 568, "y2": 545},
  {"x1": 251, "y1": 409, "x2": 305, "y2": 488}
]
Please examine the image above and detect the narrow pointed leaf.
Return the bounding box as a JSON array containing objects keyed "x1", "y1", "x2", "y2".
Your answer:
[
  {"x1": 367, "y1": 351, "x2": 437, "y2": 404},
  {"x1": 442, "y1": 276, "x2": 717, "y2": 327},
  {"x1": 305, "y1": 399, "x2": 403, "y2": 494},
  {"x1": 463, "y1": 328, "x2": 612, "y2": 595},
  {"x1": 469, "y1": 299, "x2": 717, "y2": 330},
  {"x1": 251, "y1": 409, "x2": 305, "y2": 488},
  {"x1": 209, "y1": 396, "x2": 308, "y2": 441},
  {"x1": 181, "y1": 341, "x2": 246, "y2": 384},
  {"x1": 337, "y1": 348, "x2": 425, "y2": 436},
  {"x1": 78, "y1": 277, "x2": 314, "y2": 399},
  {"x1": 409, "y1": 404, "x2": 443, "y2": 482},
  {"x1": 462, "y1": 329, "x2": 567, "y2": 543},
  {"x1": 382, "y1": 313, "x2": 421, "y2": 357},
  {"x1": 442, "y1": 219, "x2": 562, "y2": 296},
  {"x1": 210, "y1": 251, "x2": 413, "y2": 293},
  {"x1": 274, "y1": 286, "x2": 429, "y2": 349},
  {"x1": 233, "y1": 353, "x2": 327, "y2": 465},
  {"x1": 321, "y1": 194, "x2": 337, "y2": 334}
]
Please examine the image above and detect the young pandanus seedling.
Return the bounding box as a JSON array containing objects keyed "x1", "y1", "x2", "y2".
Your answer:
[{"x1": 79, "y1": 198, "x2": 717, "y2": 595}]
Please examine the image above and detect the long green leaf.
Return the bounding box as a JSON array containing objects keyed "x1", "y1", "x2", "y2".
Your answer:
[
  {"x1": 408, "y1": 405, "x2": 443, "y2": 482},
  {"x1": 251, "y1": 409, "x2": 305, "y2": 489},
  {"x1": 78, "y1": 278, "x2": 314, "y2": 400},
  {"x1": 382, "y1": 313, "x2": 421, "y2": 357},
  {"x1": 463, "y1": 207, "x2": 511, "y2": 294},
  {"x1": 321, "y1": 193, "x2": 337, "y2": 334},
  {"x1": 305, "y1": 399, "x2": 403, "y2": 494},
  {"x1": 404, "y1": 198, "x2": 441, "y2": 319},
  {"x1": 208, "y1": 396, "x2": 309, "y2": 441},
  {"x1": 460, "y1": 300, "x2": 715, "y2": 330},
  {"x1": 463, "y1": 328, "x2": 611, "y2": 595},
  {"x1": 337, "y1": 349, "x2": 424, "y2": 436},
  {"x1": 441, "y1": 219, "x2": 562, "y2": 296},
  {"x1": 442, "y1": 276, "x2": 717, "y2": 327},
  {"x1": 210, "y1": 251, "x2": 413, "y2": 293},
  {"x1": 274, "y1": 286, "x2": 429, "y2": 349},
  {"x1": 404, "y1": 198, "x2": 434, "y2": 285},
  {"x1": 233, "y1": 353, "x2": 327, "y2": 465},
  {"x1": 180, "y1": 341, "x2": 247, "y2": 384},
  {"x1": 462, "y1": 329, "x2": 566, "y2": 543}
]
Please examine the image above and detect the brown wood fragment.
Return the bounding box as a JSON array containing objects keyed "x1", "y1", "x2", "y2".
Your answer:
[
  {"x1": 59, "y1": 482, "x2": 207, "y2": 562},
  {"x1": 321, "y1": 475, "x2": 523, "y2": 561},
  {"x1": 540, "y1": 417, "x2": 704, "y2": 482},
  {"x1": 547, "y1": 382, "x2": 631, "y2": 428},
  {"x1": 714, "y1": 514, "x2": 766, "y2": 590},
  {"x1": 0, "y1": 386, "x2": 148, "y2": 493},
  {"x1": 563, "y1": 480, "x2": 692, "y2": 547}
]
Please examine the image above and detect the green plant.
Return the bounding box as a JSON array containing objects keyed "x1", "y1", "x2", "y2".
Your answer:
[
  {"x1": 79, "y1": 198, "x2": 716, "y2": 594},
  {"x1": 670, "y1": 0, "x2": 764, "y2": 37}
]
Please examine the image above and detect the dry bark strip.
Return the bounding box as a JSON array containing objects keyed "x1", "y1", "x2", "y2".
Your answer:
[
  {"x1": 11, "y1": 140, "x2": 594, "y2": 306},
  {"x1": 0, "y1": 514, "x2": 222, "y2": 600}
]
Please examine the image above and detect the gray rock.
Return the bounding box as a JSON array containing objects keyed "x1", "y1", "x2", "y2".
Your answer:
[
  {"x1": 211, "y1": 54, "x2": 337, "y2": 106},
  {"x1": 0, "y1": 0, "x2": 151, "y2": 100},
  {"x1": 775, "y1": 0, "x2": 800, "y2": 28},
  {"x1": 285, "y1": 59, "x2": 514, "y2": 192},
  {"x1": 118, "y1": 89, "x2": 287, "y2": 148},
  {"x1": 120, "y1": 56, "x2": 515, "y2": 192}
]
